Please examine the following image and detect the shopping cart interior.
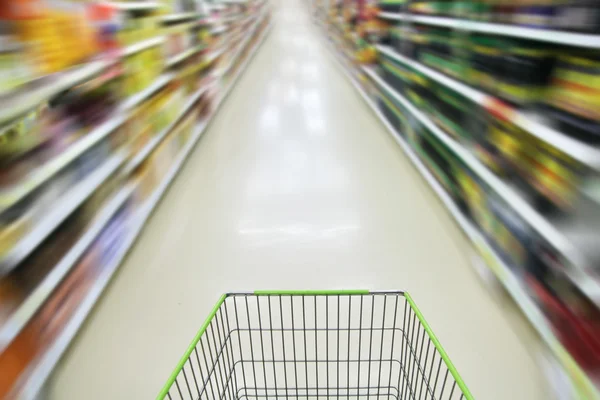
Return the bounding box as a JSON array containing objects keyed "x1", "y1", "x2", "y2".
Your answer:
[{"x1": 158, "y1": 290, "x2": 473, "y2": 400}]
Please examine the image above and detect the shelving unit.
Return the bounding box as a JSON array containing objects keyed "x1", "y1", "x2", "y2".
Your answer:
[
  {"x1": 378, "y1": 12, "x2": 600, "y2": 49},
  {"x1": 375, "y1": 45, "x2": 600, "y2": 172},
  {"x1": 161, "y1": 12, "x2": 201, "y2": 23},
  {"x1": 0, "y1": 1, "x2": 272, "y2": 398},
  {"x1": 165, "y1": 43, "x2": 207, "y2": 67},
  {"x1": 122, "y1": 36, "x2": 166, "y2": 57},
  {"x1": 0, "y1": 153, "x2": 126, "y2": 274},
  {"x1": 0, "y1": 61, "x2": 109, "y2": 125},
  {"x1": 0, "y1": 114, "x2": 128, "y2": 213},
  {"x1": 315, "y1": 9, "x2": 600, "y2": 400},
  {"x1": 102, "y1": 1, "x2": 164, "y2": 11}
]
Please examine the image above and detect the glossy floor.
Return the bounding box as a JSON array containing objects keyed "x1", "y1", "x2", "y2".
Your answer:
[{"x1": 49, "y1": 1, "x2": 550, "y2": 399}]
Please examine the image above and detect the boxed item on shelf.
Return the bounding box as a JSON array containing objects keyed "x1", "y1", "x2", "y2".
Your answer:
[
  {"x1": 378, "y1": 0, "x2": 406, "y2": 13},
  {"x1": 118, "y1": 13, "x2": 160, "y2": 46},
  {"x1": 0, "y1": 198, "x2": 130, "y2": 398},
  {"x1": 415, "y1": 26, "x2": 467, "y2": 79},
  {"x1": 527, "y1": 246, "x2": 600, "y2": 372},
  {"x1": 466, "y1": 36, "x2": 553, "y2": 105},
  {"x1": 474, "y1": 116, "x2": 581, "y2": 212},
  {"x1": 425, "y1": 85, "x2": 482, "y2": 141},
  {"x1": 165, "y1": 28, "x2": 194, "y2": 59},
  {"x1": 16, "y1": 3, "x2": 99, "y2": 75},
  {"x1": 0, "y1": 33, "x2": 38, "y2": 93},
  {"x1": 122, "y1": 46, "x2": 164, "y2": 97},
  {"x1": 543, "y1": 54, "x2": 600, "y2": 143},
  {"x1": 0, "y1": 105, "x2": 49, "y2": 161}
]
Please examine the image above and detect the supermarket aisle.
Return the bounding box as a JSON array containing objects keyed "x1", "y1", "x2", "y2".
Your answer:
[{"x1": 49, "y1": 1, "x2": 550, "y2": 399}]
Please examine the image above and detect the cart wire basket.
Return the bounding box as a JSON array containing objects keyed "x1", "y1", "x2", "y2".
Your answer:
[{"x1": 158, "y1": 290, "x2": 473, "y2": 400}]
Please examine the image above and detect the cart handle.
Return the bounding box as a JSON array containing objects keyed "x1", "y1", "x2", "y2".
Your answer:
[{"x1": 253, "y1": 289, "x2": 371, "y2": 295}]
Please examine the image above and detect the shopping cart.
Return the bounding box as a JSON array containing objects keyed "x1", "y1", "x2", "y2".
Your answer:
[{"x1": 158, "y1": 290, "x2": 473, "y2": 400}]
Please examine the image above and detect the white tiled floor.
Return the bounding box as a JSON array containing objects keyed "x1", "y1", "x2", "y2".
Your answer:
[{"x1": 49, "y1": 1, "x2": 551, "y2": 399}]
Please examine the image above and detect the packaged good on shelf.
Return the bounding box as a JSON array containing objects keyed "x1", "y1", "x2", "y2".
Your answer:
[
  {"x1": 486, "y1": 196, "x2": 531, "y2": 269},
  {"x1": 471, "y1": 115, "x2": 580, "y2": 212},
  {"x1": 17, "y1": 3, "x2": 99, "y2": 75},
  {"x1": 378, "y1": 91, "x2": 405, "y2": 130},
  {"x1": 456, "y1": 166, "x2": 488, "y2": 225},
  {"x1": 418, "y1": 129, "x2": 466, "y2": 202},
  {"x1": 380, "y1": 56, "x2": 418, "y2": 93},
  {"x1": 0, "y1": 32, "x2": 37, "y2": 93},
  {"x1": 417, "y1": 26, "x2": 466, "y2": 80},
  {"x1": 52, "y1": 78, "x2": 120, "y2": 129},
  {"x1": 122, "y1": 46, "x2": 163, "y2": 97},
  {"x1": 472, "y1": 0, "x2": 600, "y2": 33},
  {"x1": 553, "y1": 0, "x2": 600, "y2": 33},
  {"x1": 118, "y1": 14, "x2": 160, "y2": 47},
  {"x1": 0, "y1": 313, "x2": 40, "y2": 398},
  {"x1": 497, "y1": 41, "x2": 553, "y2": 104},
  {"x1": 132, "y1": 161, "x2": 156, "y2": 203},
  {"x1": 425, "y1": 85, "x2": 481, "y2": 141},
  {"x1": 527, "y1": 243, "x2": 600, "y2": 373},
  {"x1": 544, "y1": 55, "x2": 600, "y2": 143},
  {"x1": 474, "y1": 117, "x2": 515, "y2": 175},
  {"x1": 409, "y1": 0, "x2": 455, "y2": 16},
  {"x1": 378, "y1": 0, "x2": 406, "y2": 12},
  {"x1": 95, "y1": 205, "x2": 130, "y2": 265},
  {"x1": 81, "y1": 173, "x2": 121, "y2": 222},
  {"x1": 0, "y1": 105, "x2": 49, "y2": 160},
  {"x1": 0, "y1": 160, "x2": 133, "y2": 395},
  {"x1": 165, "y1": 28, "x2": 194, "y2": 59},
  {"x1": 524, "y1": 141, "x2": 580, "y2": 212},
  {"x1": 165, "y1": 0, "x2": 200, "y2": 14},
  {"x1": 0, "y1": 204, "x2": 32, "y2": 258}
]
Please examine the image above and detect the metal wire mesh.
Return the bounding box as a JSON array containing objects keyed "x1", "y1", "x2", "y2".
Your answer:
[{"x1": 161, "y1": 292, "x2": 469, "y2": 400}]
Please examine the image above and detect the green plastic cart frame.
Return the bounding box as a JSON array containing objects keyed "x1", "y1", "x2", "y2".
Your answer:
[{"x1": 158, "y1": 290, "x2": 473, "y2": 399}]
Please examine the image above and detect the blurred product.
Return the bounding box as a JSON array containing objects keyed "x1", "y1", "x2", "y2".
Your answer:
[
  {"x1": 544, "y1": 55, "x2": 600, "y2": 142},
  {"x1": 321, "y1": 1, "x2": 600, "y2": 396},
  {"x1": 0, "y1": 1, "x2": 271, "y2": 397}
]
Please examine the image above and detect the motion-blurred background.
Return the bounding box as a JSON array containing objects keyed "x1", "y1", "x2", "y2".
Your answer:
[
  {"x1": 0, "y1": 0, "x2": 270, "y2": 397},
  {"x1": 1, "y1": 0, "x2": 600, "y2": 398},
  {"x1": 317, "y1": 0, "x2": 600, "y2": 398}
]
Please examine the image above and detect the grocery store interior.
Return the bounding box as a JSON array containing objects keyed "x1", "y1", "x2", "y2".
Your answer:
[{"x1": 1, "y1": 0, "x2": 599, "y2": 399}]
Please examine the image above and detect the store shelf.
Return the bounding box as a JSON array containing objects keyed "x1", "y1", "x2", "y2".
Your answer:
[
  {"x1": 196, "y1": 17, "x2": 216, "y2": 26},
  {"x1": 219, "y1": 11, "x2": 268, "y2": 77},
  {"x1": 0, "y1": 152, "x2": 126, "y2": 275},
  {"x1": 0, "y1": 61, "x2": 108, "y2": 126},
  {"x1": 0, "y1": 72, "x2": 172, "y2": 216},
  {"x1": 9, "y1": 18, "x2": 272, "y2": 398},
  {"x1": 165, "y1": 44, "x2": 206, "y2": 67},
  {"x1": 122, "y1": 36, "x2": 165, "y2": 57},
  {"x1": 120, "y1": 73, "x2": 174, "y2": 111},
  {"x1": 377, "y1": 12, "x2": 600, "y2": 49},
  {"x1": 161, "y1": 12, "x2": 200, "y2": 23},
  {"x1": 362, "y1": 66, "x2": 594, "y2": 282},
  {"x1": 221, "y1": 14, "x2": 242, "y2": 23},
  {"x1": 205, "y1": 45, "x2": 228, "y2": 64},
  {"x1": 319, "y1": 25, "x2": 600, "y2": 400},
  {"x1": 103, "y1": 1, "x2": 163, "y2": 11},
  {"x1": 0, "y1": 184, "x2": 134, "y2": 357},
  {"x1": 124, "y1": 85, "x2": 210, "y2": 174},
  {"x1": 0, "y1": 114, "x2": 128, "y2": 214},
  {"x1": 375, "y1": 45, "x2": 600, "y2": 172},
  {"x1": 211, "y1": 25, "x2": 229, "y2": 35}
]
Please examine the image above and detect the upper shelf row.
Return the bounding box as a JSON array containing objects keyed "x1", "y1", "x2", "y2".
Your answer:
[{"x1": 378, "y1": 12, "x2": 600, "y2": 49}]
